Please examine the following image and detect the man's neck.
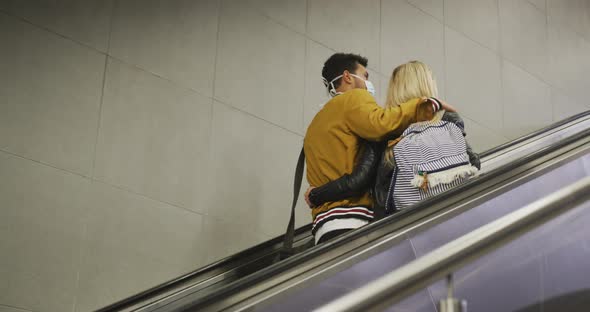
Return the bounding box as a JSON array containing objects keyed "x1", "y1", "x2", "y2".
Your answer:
[{"x1": 336, "y1": 86, "x2": 352, "y2": 94}]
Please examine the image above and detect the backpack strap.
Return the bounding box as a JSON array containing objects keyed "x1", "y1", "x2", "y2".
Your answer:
[{"x1": 282, "y1": 147, "x2": 305, "y2": 257}]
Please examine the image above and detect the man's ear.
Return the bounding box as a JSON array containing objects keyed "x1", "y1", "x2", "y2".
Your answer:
[{"x1": 342, "y1": 70, "x2": 353, "y2": 85}]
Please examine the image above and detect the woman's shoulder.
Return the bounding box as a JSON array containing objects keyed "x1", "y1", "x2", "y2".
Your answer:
[
  {"x1": 442, "y1": 111, "x2": 461, "y2": 120},
  {"x1": 442, "y1": 111, "x2": 464, "y2": 123},
  {"x1": 442, "y1": 111, "x2": 466, "y2": 133}
]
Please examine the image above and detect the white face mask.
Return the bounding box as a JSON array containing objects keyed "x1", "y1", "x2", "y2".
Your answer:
[
  {"x1": 350, "y1": 74, "x2": 376, "y2": 97},
  {"x1": 322, "y1": 73, "x2": 376, "y2": 98}
]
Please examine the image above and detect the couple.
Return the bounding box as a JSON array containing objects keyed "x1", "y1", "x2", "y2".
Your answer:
[{"x1": 303, "y1": 53, "x2": 480, "y2": 245}]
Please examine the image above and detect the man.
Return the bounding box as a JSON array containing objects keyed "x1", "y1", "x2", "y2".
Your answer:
[{"x1": 304, "y1": 53, "x2": 452, "y2": 244}]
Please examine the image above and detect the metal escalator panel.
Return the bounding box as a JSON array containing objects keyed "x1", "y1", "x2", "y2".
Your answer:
[
  {"x1": 415, "y1": 198, "x2": 590, "y2": 312},
  {"x1": 237, "y1": 150, "x2": 590, "y2": 312},
  {"x1": 316, "y1": 178, "x2": 590, "y2": 312}
]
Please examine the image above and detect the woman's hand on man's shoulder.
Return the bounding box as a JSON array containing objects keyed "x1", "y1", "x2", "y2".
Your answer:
[{"x1": 438, "y1": 99, "x2": 457, "y2": 112}]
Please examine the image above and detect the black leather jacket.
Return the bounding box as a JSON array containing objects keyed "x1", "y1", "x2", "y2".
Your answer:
[
  {"x1": 307, "y1": 140, "x2": 382, "y2": 205},
  {"x1": 308, "y1": 112, "x2": 480, "y2": 219}
]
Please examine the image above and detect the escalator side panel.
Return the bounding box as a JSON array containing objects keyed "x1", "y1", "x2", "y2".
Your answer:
[
  {"x1": 258, "y1": 239, "x2": 418, "y2": 312},
  {"x1": 415, "y1": 198, "x2": 590, "y2": 312},
  {"x1": 409, "y1": 153, "x2": 590, "y2": 256},
  {"x1": 253, "y1": 153, "x2": 590, "y2": 312},
  {"x1": 410, "y1": 154, "x2": 590, "y2": 300}
]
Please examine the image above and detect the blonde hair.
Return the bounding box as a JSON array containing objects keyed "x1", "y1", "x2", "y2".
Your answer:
[
  {"x1": 384, "y1": 61, "x2": 440, "y2": 164},
  {"x1": 385, "y1": 61, "x2": 439, "y2": 108}
]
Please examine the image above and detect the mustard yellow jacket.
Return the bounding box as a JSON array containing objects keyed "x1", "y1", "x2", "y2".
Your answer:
[{"x1": 304, "y1": 89, "x2": 433, "y2": 220}]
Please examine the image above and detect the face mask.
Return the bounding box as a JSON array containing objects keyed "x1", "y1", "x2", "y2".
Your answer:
[
  {"x1": 322, "y1": 73, "x2": 376, "y2": 98},
  {"x1": 350, "y1": 74, "x2": 376, "y2": 97}
]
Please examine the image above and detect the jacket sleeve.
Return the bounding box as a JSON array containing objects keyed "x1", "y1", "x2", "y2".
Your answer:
[
  {"x1": 308, "y1": 141, "x2": 379, "y2": 207},
  {"x1": 466, "y1": 142, "x2": 481, "y2": 170},
  {"x1": 372, "y1": 145, "x2": 396, "y2": 219},
  {"x1": 344, "y1": 90, "x2": 422, "y2": 141},
  {"x1": 443, "y1": 112, "x2": 481, "y2": 170},
  {"x1": 442, "y1": 111, "x2": 465, "y2": 133}
]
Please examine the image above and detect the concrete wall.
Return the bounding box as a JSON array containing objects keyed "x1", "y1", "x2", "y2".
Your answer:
[{"x1": 0, "y1": 0, "x2": 588, "y2": 311}]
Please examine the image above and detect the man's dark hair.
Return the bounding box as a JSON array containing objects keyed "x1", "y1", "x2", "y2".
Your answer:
[{"x1": 322, "y1": 53, "x2": 368, "y2": 89}]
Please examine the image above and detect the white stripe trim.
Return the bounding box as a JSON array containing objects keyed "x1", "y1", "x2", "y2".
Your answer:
[
  {"x1": 315, "y1": 206, "x2": 372, "y2": 219},
  {"x1": 315, "y1": 211, "x2": 374, "y2": 224},
  {"x1": 314, "y1": 218, "x2": 369, "y2": 244},
  {"x1": 313, "y1": 210, "x2": 374, "y2": 227}
]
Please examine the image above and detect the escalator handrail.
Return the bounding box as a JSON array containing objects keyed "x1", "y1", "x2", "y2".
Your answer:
[
  {"x1": 98, "y1": 111, "x2": 590, "y2": 312},
  {"x1": 480, "y1": 110, "x2": 590, "y2": 158},
  {"x1": 317, "y1": 177, "x2": 590, "y2": 312},
  {"x1": 95, "y1": 224, "x2": 312, "y2": 312},
  {"x1": 179, "y1": 126, "x2": 590, "y2": 311}
]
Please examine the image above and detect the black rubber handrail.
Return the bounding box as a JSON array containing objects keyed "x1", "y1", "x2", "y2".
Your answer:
[
  {"x1": 179, "y1": 124, "x2": 590, "y2": 311},
  {"x1": 96, "y1": 224, "x2": 311, "y2": 312},
  {"x1": 480, "y1": 110, "x2": 590, "y2": 157},
  {"x1": 98, "y1": 110, "x2": 590, "y2": 312}
]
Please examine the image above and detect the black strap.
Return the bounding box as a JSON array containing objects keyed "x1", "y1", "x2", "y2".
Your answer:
[{"x1": 282, "y1": 148, "x2": 305, "y2": 256}]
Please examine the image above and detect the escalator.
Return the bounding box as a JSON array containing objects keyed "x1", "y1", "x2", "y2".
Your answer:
[
  {"x1": 98, "y1": 112, "x2": 590, "y2": 312},
  {"x1": 315, "y1": 176, "x2": 590, "y2": 312}
]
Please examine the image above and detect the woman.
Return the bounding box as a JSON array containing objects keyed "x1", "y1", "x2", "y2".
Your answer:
[{"x1": 305, "y1": 61, "x2": 480, "y2": 219}]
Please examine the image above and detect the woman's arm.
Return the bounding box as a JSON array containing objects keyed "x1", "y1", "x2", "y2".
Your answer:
[
  {"x1": 465, "y1": 142, "x2": 481, "y2": 170},
  {"x1": 443, "y1": 111, "x2": 481, "y2": 170},
  {"x1": 307, "y1": 141, "x2": 380, "y2": 207},
  {"x1": 372, "y1": 147, "x2": 396, "y2": 219}
]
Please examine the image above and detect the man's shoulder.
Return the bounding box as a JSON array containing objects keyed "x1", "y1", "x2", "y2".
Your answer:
[
  {"x1": 322, "y1": 89, "x2": 372, "y2": 105},
  {"x1": 343, "y1": 88, "x2": 371, "y2": 99},
  {"x1": 325, "y1": 89, "x2": 374, "y2": 112}
]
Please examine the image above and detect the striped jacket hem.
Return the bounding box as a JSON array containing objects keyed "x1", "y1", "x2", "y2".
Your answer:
[{"x1": 311, "y1": 206, "x2": 374, "y2": 235}]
